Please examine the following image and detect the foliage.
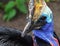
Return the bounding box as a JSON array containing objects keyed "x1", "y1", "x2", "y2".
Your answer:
[
  {"x1": 5, "y1": 1, "x2": 15, "y2": 12},
  {"x1": 45, "y1": 0, "x2": 56, "y2": 2},
  {"x1": 45, "y1": 0, "x2": 50, "y2": 2},
  {"x1": 2, "y1": 0, "x2": 28, "y2": 21},
  {"x1": 3, "y1": 9, "x2": 16, "y2": 21},
  {"x1": 0, "y1": 2, "x2": 3, "y2": 8},
  {"x1": 16, "y1": 0, "x2": 28, "y2": 14}
]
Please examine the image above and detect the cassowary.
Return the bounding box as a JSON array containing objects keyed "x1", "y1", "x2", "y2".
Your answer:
[{"x1": 0, "y1": 27, "x2": 59, "y2": 46}]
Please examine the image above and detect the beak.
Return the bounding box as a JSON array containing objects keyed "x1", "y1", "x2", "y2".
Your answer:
[{"x1": 21, "y1": 22, "x2": 31, "y2": 37}]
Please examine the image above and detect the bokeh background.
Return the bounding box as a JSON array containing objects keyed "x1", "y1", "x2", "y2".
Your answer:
[
  {"x1": 47, "y1": 2, "x2": 60, "y2": 37},
  {"x1": 0, "y1": 0, "x2": 60, "y2": 38}
]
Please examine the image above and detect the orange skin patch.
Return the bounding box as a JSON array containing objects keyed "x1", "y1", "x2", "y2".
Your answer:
[{"x1": 33, "y1": 0, "x2": 43, "y2": 21}]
